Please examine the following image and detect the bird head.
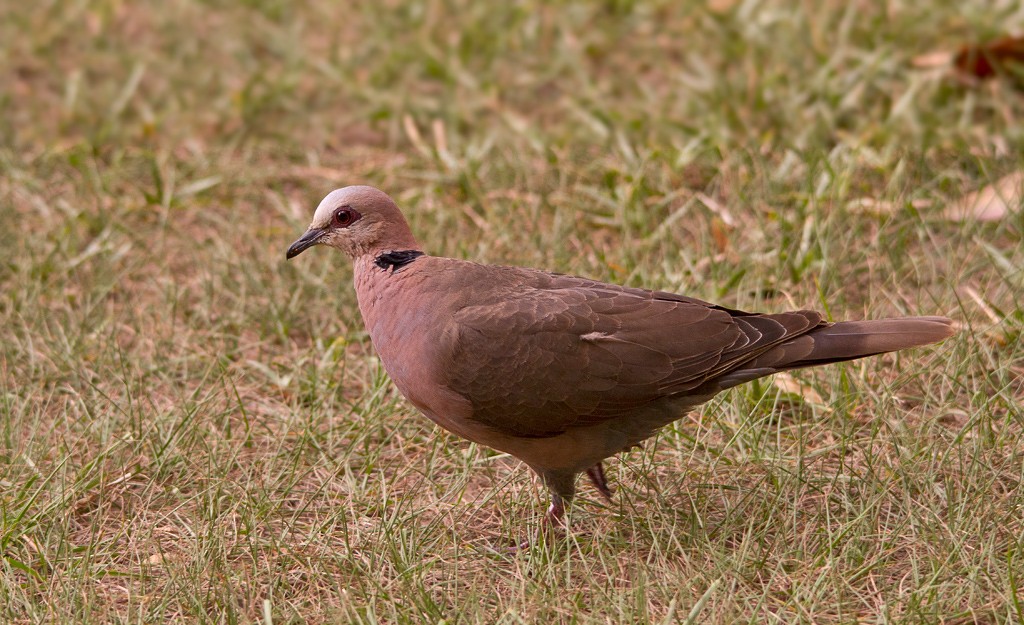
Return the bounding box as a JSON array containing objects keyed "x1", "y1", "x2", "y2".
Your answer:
[{"x1": 286, "y1": 186, "x2": 421, "y2": 260}]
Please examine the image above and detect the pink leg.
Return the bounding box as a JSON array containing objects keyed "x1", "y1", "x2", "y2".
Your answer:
[
  {"x1": 545, "y1": 493, "x2": 566, "y2": 527},
  {"x1": 510, "y1": 493, "x2": 567, "y2": 552}
]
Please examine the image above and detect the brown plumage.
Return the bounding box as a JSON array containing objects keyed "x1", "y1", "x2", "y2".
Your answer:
[{"x1": 287, "y1": 186, "x2": 954, "y2": 538}]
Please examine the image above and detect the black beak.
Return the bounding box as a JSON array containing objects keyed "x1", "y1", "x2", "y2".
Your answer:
[{"x1": 286, "y1": 227, "x2": 328, "y2": 259}]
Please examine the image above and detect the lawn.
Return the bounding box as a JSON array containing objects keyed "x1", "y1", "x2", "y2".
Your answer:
[{"x1": 1, "y1": 0, "x2": 1022, "y2": 623}]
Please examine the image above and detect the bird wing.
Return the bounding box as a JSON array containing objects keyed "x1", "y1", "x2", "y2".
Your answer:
[{"x1": 443, "y1": 270, "x2": 824, "y2": 438}]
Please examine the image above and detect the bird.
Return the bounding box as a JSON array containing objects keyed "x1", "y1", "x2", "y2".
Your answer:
[{"x1": 286, "y1": 185, "x2": 954, "y2": 540}]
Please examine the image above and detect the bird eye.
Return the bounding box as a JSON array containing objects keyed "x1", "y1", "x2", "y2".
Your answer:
[{"x1": 333, "y1": 206, "x2": 360, "y2": 228}]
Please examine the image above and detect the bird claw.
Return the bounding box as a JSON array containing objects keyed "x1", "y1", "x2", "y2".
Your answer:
[
  {"x1": 586, "y1": 463, "x2": 614, "y2": 503},
  {"x1": 503, "y1": 498, "x2": 566, "y2": 553},
  {"x1": 509, "y1": 467, "x2": 611, "y2": 551}
]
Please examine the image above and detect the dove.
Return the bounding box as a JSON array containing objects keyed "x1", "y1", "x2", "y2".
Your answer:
[{"x1": 287, "y1": 185, "x2": 953, "y2": 540}]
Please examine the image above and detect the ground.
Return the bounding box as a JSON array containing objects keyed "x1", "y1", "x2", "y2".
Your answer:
[{"x1": 1, "y1": 1, "x2": 1022, "y2": 623}]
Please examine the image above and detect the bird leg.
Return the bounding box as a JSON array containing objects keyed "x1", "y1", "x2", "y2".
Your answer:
[
  {"x1": 508, "y1": 471, "x2": 577, "y2": 552},
  {"x1": 585, "y1": 462, "x2": 614, "y2": 503},
  {"x1": 544, "y1": 493, "x2": 566, "y2": 527},
  {"x1": 509, "y1": 493, "x2": 566, "y2": 552}
]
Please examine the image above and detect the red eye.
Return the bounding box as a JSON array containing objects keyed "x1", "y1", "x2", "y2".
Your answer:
[{"x1": 333, "y1": 206, "x2": 360, "y2": 227}]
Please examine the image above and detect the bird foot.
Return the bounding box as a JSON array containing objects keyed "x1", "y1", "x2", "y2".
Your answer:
[{"x1": 506, "y1": 498, "x2": 566, "y2": 552}]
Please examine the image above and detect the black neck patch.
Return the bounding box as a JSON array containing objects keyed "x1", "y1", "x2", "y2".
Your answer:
[{"x1": 374, "y1": 250, "x2": 424, "y2": 272}]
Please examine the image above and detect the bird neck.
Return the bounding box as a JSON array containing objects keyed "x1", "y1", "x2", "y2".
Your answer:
[
  {"x1": 373, "y1": 249, "x2": 425, "y2": 272},
  {"x1": 358, "y1": 220, "x2": 422, "y2": 260}
]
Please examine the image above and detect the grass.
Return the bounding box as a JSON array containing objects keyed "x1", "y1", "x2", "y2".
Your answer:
[{"x1": 1, "y1": 0, "x2": 1023, "y2": 622}]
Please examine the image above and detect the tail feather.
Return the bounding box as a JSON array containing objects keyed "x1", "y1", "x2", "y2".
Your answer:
[
  {"x1": 715, "y1": 316, "x2": 954, "y2": 389},
  {"x1": 777, "y1": 316, "x2": 954, "y2": 369}
]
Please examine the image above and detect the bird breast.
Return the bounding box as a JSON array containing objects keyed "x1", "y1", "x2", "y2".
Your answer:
[{"x1": 352, "y1": 257, "x2": 495, "y2": 444}]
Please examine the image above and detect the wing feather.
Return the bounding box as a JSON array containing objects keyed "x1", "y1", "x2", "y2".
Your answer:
[{"x1": 443, "y1": 269, "x2": 824, "y2": 437}]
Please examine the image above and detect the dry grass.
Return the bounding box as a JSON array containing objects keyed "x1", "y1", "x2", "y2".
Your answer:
[{"x1": 2, "y1": 0, "x2": 1023, "y2": 623}]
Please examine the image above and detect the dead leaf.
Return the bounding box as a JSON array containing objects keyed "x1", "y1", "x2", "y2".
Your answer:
[
  {"x1": 695, "y1": 192, "x2": 736, "y2": 226},
  {"x1": 707, "y1": 0, "x2": 737, "y2": 14},
  {"x1": 958, "y1": 285, "x2": 1001, "y2": 325},
  {"x1": 773, "y1": 373, "x2": 831, "y2": 412},
  {"x1": 956, "y1": 286, "x2": 1013, "y2": 346},
  {"x1": 912, "y1": 51, "x2": 954, "y2": 69},
  {"x1": 402, "y1": 115, "x2": 431, "y2": 158},
  {"x1": 710, "y1": 217, "x2": 730, "y2": 253},
  {"x1": 944, "y1": 172, "x2": 1024, "y2": 222},
  {"x1": 846, "y1": 198, "x2": 932, "y2": 216},
  {"x1": 848, "y1": 198, "x2": 898, "y2": 215},
  {"x1": 953, "y1": 35, "x2": 1024, "y2": 79}
]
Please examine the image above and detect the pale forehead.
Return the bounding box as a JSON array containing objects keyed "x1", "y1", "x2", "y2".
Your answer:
[
  {"x1": 311, "y1": 185, "x2": 388, "y2": 226},
  {"x1": 311, "y1": 188, "x2": 351, "y2": 225}
]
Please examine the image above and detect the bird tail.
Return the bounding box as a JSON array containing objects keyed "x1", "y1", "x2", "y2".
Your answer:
[{"x1": 716, "y1": 316, "x2": 954, "y2": 389}]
